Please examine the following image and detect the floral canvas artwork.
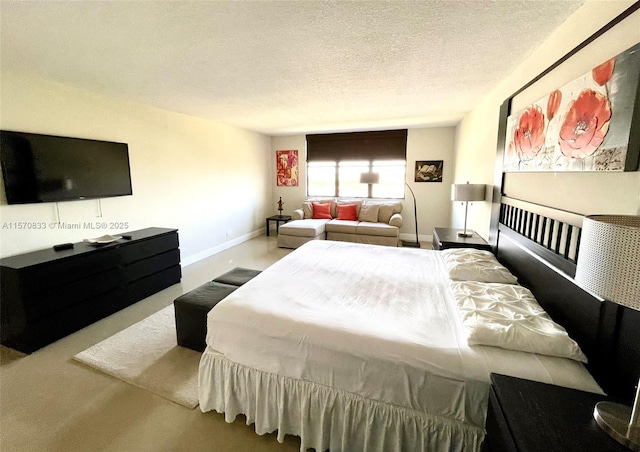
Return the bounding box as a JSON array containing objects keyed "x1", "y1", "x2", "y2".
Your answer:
[
  {"x1": 504, "y1": 42, "x2": 640, "y2": 172},
  {"x1": 276, "y1": 150, "x2": 298, "y2": 186}
]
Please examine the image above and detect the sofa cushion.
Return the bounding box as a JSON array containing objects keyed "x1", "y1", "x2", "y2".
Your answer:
[
  {"x1": 337, "y1": 199, "x2": 363, "y2": 217},
  {"x1": 389, "y1": 213, "x2": 403, "y2": 227},
  {"x1": 325, "y1": 220, "x2": 358, "y2": 234},
  {"x1": 303, "y1": 198, "x2": 336, "y2": 218},
  {"x1": 356, "y1": 222, "x2": 399, "y2": 237},
  {"x1": 375, "y1": 201, "x2": 403, "y2": 223},
  {"x1": 312, "y1": 202, "x2": 332, "y2": 219},
  {"x1": 336, "y1": 203, "x2": 358, "y2": 220},
  {"x1": 358, "y1": 204, "x2": 380, "y2": 222},
  {"x1": 279, "y1": 219, "x2": 329, "y2": 237}
]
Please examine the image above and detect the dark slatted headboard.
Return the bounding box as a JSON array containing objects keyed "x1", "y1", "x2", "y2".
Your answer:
[
  {"x1": 494, "y1": 196, "x2": 640, "y2": 402},
  {"x1": 499, "y1": 197, "x2": 583, "y2": 277}
]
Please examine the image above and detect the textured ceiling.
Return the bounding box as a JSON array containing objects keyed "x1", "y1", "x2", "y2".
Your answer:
[{"x1": 0, "y1": 1, "x2": 584, "y2": 136}]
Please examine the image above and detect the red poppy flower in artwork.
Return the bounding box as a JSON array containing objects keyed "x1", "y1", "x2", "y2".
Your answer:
[
  {"x1": 547, "y1": 90, "x2": 562, "y2": 121},
  {"x1": 558, "y1": 89, "x2": 611, "y2": 159},
  {"x1": 592, "y1": 58, "x2": 615, "y2": 86},
  {"x1": 514, "y1": 105, "x2": 545, "y2": 160}
]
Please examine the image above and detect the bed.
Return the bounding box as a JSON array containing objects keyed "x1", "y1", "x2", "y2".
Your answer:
[{"x1": 198, "y1": 232, "x2": 605, "y2": 451}]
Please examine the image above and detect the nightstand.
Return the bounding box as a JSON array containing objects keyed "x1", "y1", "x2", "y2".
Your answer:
[
  {"x1": 265, "y1": 215, "x2": 291, "y2": 237},
  {"x1": 485, "y1": 373, "x2": 629, "y2": 452},
  {"x1": 432, "y1": 227, "x2": 491, "y2": 251}
]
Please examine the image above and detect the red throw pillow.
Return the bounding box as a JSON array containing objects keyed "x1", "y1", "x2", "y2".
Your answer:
[
  {"x1": 337, "y1": 203, "x2": 358, "y2": 221},
  {"x1": 312, "y1": 202, "x2": 332, "y2": 219}
]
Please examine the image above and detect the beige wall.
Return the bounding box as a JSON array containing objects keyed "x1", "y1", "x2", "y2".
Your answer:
[
  {"x1": 0, "y1": 72, "x2": 271, "y2": 263},
  {"x1": 454, "y1": 1, "x2": 640, "y2": 239},
  {"x1": 271, "y1": 126, "x2": 456, "y2": 242}
]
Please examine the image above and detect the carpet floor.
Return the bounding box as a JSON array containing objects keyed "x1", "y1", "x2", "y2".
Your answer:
[{"x1": 73, "y1": 305, "x2": 200, "y2": 409}]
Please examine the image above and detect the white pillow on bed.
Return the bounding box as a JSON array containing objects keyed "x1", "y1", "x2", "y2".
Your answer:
[
  {"x1": 441, "y1": 248, "x2": 518, "y2": 284},
  {"x1": 450, "y1": 281, "x2": 587, "y2": 363}
]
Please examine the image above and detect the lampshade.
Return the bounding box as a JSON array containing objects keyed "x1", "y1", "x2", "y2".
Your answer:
[
  {"x1": 451, "y1": 183, "x2": 485, "y2": 202},
  {"x1": 575, "y1": 215, "x2": 640, "y2": 310},
  {"x1": 359, "y1": 172, "x2": 380, "y2": 184},
  {"x1": 575, "y1": 215, "x2": 640, "y2": 450}
]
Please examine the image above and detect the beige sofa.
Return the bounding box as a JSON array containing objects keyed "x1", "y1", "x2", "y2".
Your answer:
[{"x1": 277, "y1": 198, "x2": 403, "y2": 248}]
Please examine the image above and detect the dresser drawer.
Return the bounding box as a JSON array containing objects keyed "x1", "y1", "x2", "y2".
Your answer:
[
  {"x1": 23, "y1": 268, "x2": 125, "y2": 322},
  {"x1": 121, "y1": 233, "x2": 179, "y2": 264},
  {"x1": 125, "y1": 248, "x2": 180, "y2": 282},
  {"x1": 18, "y1": 247, "x2": 121, "y2": 293}
]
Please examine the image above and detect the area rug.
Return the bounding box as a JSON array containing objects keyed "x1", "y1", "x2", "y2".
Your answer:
[{"x1": 73, "y1": 306, "x2": 200, "y2": 409}]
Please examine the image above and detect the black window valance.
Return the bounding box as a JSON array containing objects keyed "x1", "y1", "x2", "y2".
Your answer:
[{"x1": 306, "y1": 129, "x2": 407, "y2": 162}]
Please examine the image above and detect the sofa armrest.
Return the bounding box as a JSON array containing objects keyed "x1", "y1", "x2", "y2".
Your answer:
[
  {"x1": 292, "y1": 209, "x2": 304, "y2": 220},
  {"x1": 389, "y1": 213, "x2": 403, "y2": 228}
]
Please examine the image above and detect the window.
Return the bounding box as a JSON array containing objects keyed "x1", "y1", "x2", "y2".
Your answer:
[
  {"x1": 307, "y1": 161, "x2": 336, "y2": 197},
  {"x1": 306, "y1": 130, "x2": 408, "y2": 199},
  {"x1": 307, "y1": 159, "x2": 406, "y2": 198},
  {"x1": 338, "y1": 161, "x2": 369, "y2": 198},
  {"x1": 372, "y1": 160, "x2": 405, "y2": 198}
]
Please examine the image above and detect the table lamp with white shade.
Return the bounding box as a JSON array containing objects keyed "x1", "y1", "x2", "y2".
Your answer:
[
  {"x1": 451, "y1": 182, "x2": 486, "y2": 237},
  {"x1": 575, "y1": 214, "x2": 640, "y2": 451}
]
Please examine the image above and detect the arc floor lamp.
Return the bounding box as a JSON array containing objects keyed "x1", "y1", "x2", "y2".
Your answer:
[{"x1": 360, "y1": 172, "x2": 419, "y2": 248}]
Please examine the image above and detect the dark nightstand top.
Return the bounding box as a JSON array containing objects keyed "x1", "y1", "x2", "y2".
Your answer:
[
  {"x1": 432, "y1": 227, "x2": 491, "y2": 251},
  {"x1": 488, "y1": 373, "x2": 628, "y2": 452},
  {"x1": 266, "y1": 215, "x2": 292, "y2": 221}
]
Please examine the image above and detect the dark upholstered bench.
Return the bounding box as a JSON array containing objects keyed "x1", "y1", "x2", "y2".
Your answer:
[
  {"x1": 212, "y1": 267, "x2": 262, "y2": 286},
  {"x1": 174, "y1": 282, "x2": 237, "y2": 352},
  {"x1": 174, "y1": 267, "x2": 262, "y2": 352}
]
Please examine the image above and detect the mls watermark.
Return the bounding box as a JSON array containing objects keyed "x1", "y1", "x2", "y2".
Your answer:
[{"x1": 1, "y1": 221, "x2": 130, "y2": 230}]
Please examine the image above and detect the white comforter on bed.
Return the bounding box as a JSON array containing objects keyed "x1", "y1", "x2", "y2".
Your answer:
[{"x1": 199, "y1": 240, "x2": 601, "y2": 448}]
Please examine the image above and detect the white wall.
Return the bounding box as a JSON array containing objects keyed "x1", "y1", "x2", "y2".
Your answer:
[
  {"x1": 0, "y1": 72, "x2": 272, "y2": 263},
  {"x1": 454, "y1": 1, "x2": 640, "y2": 239},
  {"x1": 271, "y1": 126, "x2": 456, "y2": 243}
]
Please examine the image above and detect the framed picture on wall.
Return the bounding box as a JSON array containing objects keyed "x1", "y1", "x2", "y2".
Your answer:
[
  {"x1": 415, "y1": 160, "x2": 443, "y2": 182},
  {"x1": 276, "y1": 150, "x2": 299, "y2": 187},
  {"x1": 504, "y1": 42, "x2": 640, "y2": 172}
]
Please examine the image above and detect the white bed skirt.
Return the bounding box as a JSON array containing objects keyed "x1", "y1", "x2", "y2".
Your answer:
[{"x1": 199, "y1": 351, "x2": 484, "y2": 452}]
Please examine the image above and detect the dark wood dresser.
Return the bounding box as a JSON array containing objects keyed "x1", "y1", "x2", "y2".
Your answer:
[{"x1": 1, "y1": 227, "x2": 181, "y2": 353}]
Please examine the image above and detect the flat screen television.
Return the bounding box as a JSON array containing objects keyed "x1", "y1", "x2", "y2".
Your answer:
[{"x1": 1, "y1": 130, "x2": 132, "y2": 204}]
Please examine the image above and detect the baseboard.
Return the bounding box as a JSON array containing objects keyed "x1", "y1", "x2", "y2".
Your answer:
[
  {"x1": 181, "y1": 229, "x2": 264, "y2": 267},
  {"x1": 399, "y1": 232, "x2": 432, "y2": 245}
]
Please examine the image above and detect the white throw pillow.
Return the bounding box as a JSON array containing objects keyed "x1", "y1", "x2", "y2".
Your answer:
[
  {"x1": 441, "y1": 248, "x2": 518, "y2": 284},
  {"x1": 450, "y1": 281, "x2": 587, "y2": 362},
  {"x1": 441, "y1": 248, "x2": 495, "y2": 263}
]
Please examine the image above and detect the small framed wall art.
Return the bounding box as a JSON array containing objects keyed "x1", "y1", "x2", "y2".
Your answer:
[{"x1": 415, "y1": 160, "x2": 443, "y2": 182}]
